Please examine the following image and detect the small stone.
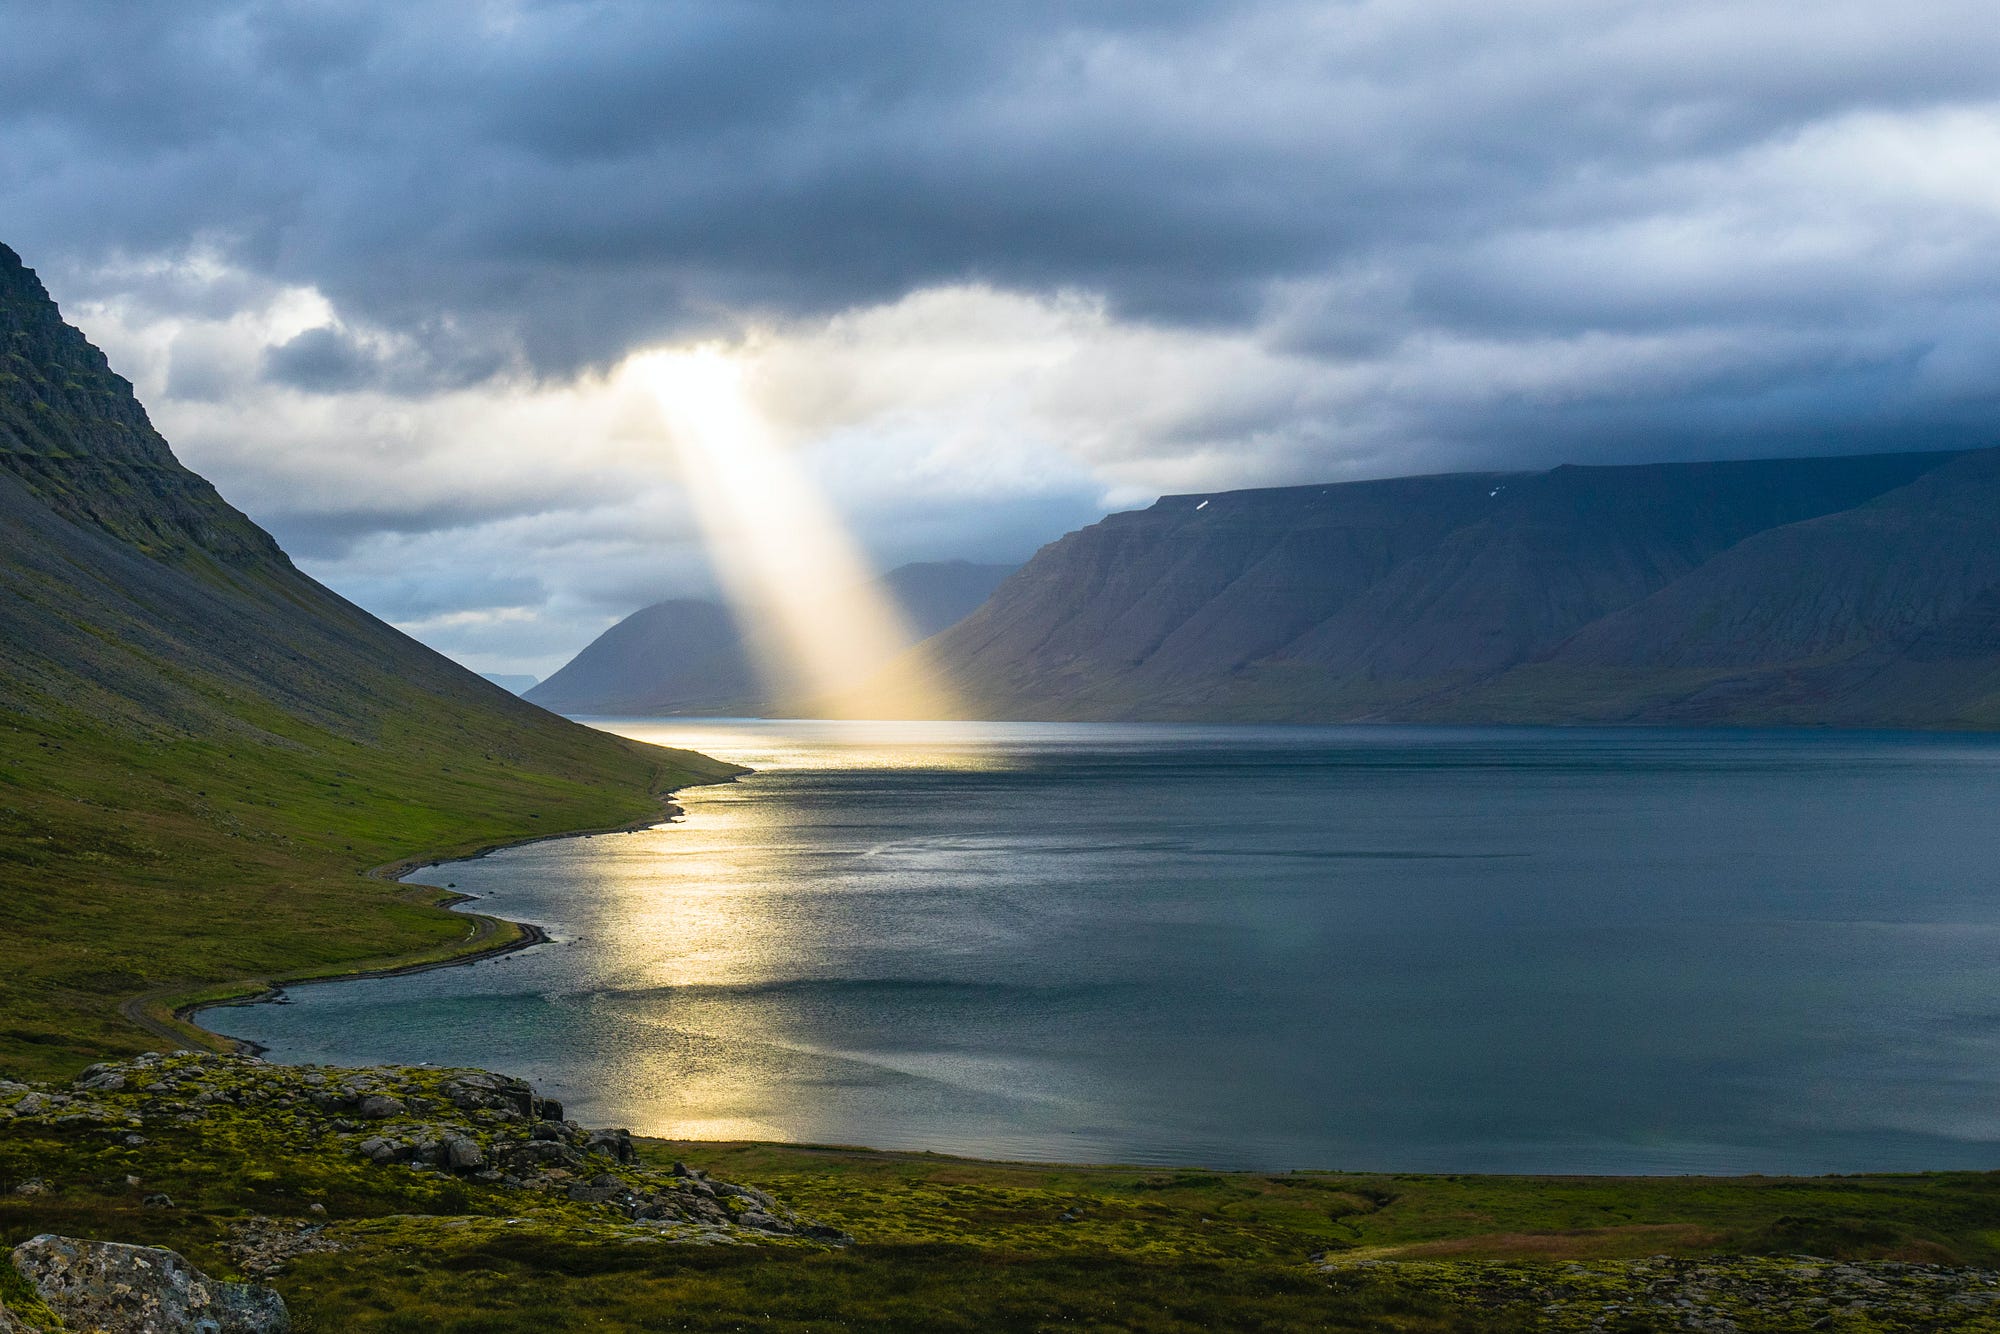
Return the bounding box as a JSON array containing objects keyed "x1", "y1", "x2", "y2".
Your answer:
[{"x1": 143, "y1": 1193, "x2": 176, "y2": 1209}]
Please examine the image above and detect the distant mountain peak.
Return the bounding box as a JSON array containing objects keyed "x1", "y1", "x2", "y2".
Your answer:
[{"x1": 527, "y1": 560, "x2": 1019, "y2": 717}]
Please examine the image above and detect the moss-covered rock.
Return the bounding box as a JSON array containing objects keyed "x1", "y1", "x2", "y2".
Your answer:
[
  {"x1": 0, "y1": 1053, "x2": 845, "y2": 1249},
  {"x1": 12, "y1": 1233, "x2": 288, "y2": 1333}
]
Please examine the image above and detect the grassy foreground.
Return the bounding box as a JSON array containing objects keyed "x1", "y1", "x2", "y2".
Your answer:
[
  {"x1": 3, "y1": 1055, "x2": 1999, "y2": 1332},
  {"x1": 0, "y1": 699, "x2": 740, "y2": 1081}
]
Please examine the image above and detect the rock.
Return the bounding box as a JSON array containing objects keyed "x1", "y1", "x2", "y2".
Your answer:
[
  {"x1": 444, "y1": 1071, "x2": 538, "y2": 1119},
  {"x1": 715, "y1": 1182, "x2": 780, "y2": 1212},
  {"x1": 143, "y1": 1193, "x2": 176, "y2": 1209},
  {"x1": 584, "y1": 1128, "x2": 636, "y2": 1162},
  {"x1": 567, "y1": 1182, "x2": 626, "y2": 1204},
  {"x1": 355, "y1": 1094, "x2": 405, "y2": 1119},
  {"x1": 13, "y1": 1093, "x2": 51, "y2": 1116},
  {"x1": 12, "y1": 1234, "x2": 289, "y2": 1333},
  {"x1": 445, "y1": 1134, "x2": 485, "y2": 1171},
  {"x1": 73, "y1": 1069, "x2": 127, "y2": 1094},
  {"x1": 530, "y1": 1120, "x2": 571, "y2": 1142},
  {"x1": 496, "y1": 1139, "x2": 584, "y2": 1173},
  {"x1": 13, "y1": 1179, "x2": 47, "y2": 1197}
]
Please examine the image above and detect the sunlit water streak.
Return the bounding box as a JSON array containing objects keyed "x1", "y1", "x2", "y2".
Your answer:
[{"x1": 214, "y1": 721, "x2": 2000, "y2": 1173}]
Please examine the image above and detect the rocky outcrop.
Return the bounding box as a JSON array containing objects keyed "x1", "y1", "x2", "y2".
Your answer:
[
  {"x1": 11, "y1": 1235, "x2": 287, "y2": 1333},
  {"x1": 0, "y1": 242, "x2": 284, "y2": 569},
  {"x1": 0, "y1": 1053, "x2": 846, "y2": 1245}
]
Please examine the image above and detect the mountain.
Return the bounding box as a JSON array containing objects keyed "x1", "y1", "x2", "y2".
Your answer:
[
  {"x1": 912, "y1": 449, "x2": 2000, "y2": 727},
  {"x1": 526, "y1": 598, "x2": 756, "y2": 715},
  {"x1": 480, "y1": 673, "x2": 540, "y2": 694},
  {"x1": 0, "y1": 241, "x2": 740, "y2": 1076},
  {"x1": 526, "y1": 559, "x2": 1016, "y2": 715}
]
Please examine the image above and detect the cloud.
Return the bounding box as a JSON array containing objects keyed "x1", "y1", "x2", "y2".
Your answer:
[{"x1": 7, "y1": 0, "x2": 2000, "y2": 670}]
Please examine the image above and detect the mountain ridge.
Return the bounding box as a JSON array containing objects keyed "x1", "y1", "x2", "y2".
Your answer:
[{"x1": 907, "y1": 448, "x2": 2000, "y2": 727}]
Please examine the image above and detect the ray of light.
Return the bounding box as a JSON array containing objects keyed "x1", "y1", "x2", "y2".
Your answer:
[{"x1": 631, "y1": 347, "x2": 953, "y2": 719}]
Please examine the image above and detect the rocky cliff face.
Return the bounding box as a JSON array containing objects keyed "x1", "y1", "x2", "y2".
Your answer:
[
  {"x1": 0, "y1": 243, "x2": 282, "y2": 568},
  {"x1": 0, "y1": 239, "x2": 677, "y2": 746},
  {"x1": 915, "y1": 448, "x2": 2000, "y2": 728}
]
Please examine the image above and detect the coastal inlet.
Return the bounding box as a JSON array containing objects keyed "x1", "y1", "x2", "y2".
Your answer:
[{"x1": 214, "y1": 719, "x2": 2000, "y2": 1175}]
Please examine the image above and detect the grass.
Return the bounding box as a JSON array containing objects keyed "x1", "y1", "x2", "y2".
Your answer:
[
  {"x1": 0, "y1": 695, "x2": 740, "y2": 1082},
  {"x1": 4, "y1": 1085, "x2": 2000, "y2": 1333}
]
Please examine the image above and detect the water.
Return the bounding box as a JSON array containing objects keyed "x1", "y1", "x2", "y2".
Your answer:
[{"x1": 210, "y1": 721, "x2": 2000, "y2": 1174}]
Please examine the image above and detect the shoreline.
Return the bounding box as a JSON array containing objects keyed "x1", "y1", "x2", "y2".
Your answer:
[{"x1": 122, "y1": 787, "x2": 722, "y2": 1057}]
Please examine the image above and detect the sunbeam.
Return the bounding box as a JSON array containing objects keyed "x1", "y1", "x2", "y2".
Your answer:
[{"x1": 633, "y1": 346, "x2": 953, "y2": 718}]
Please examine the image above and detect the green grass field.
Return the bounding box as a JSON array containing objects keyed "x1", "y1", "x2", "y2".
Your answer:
[
  {"x1": 4, "y1": 1075, "x2": 1998, "y2": 1333},
  {"x1": 0, "y1": 697, "x2": 739, "y2": 1081}
]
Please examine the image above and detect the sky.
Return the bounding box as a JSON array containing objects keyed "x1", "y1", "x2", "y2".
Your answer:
[{"x1": 7, "y1": 1, "x2": 2000, "y2": 676}]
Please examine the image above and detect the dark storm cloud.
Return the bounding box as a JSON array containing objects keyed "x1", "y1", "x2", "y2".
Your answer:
[{"x1": 7, "y1": 0, "x2": 2000, "y2": 480}]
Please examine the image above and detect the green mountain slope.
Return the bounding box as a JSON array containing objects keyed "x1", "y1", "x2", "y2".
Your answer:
[{"x1": 0, "y1": 242, "x2": 741, "y2": 1079}]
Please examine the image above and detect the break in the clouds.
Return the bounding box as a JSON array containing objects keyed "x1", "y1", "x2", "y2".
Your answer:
[{"x1": 7, "y1": 1, "x2": 2000, "y2": 673}]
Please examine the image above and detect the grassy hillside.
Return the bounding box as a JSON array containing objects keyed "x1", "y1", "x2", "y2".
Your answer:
[
  {"x1": 0, "y1": 669, "x2": 737, "y2": 1080},
  {"x1": 0, "y1": 242, "x2": 742, "y2": 1079}
]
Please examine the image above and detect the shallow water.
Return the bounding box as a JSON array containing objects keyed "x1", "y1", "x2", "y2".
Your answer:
[{"x1": 213, "y1": 721, "x2": 2000, "y2": 1173}]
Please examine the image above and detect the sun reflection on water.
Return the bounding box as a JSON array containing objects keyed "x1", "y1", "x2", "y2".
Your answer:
[{"x1": 536, "y1": 719, "x2": 1041, "y2": 1140}]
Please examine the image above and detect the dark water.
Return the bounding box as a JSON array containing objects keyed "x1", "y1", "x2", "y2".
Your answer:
[{"x1": 210, "y1": 721, "x2": 2000, "y2": 1173}]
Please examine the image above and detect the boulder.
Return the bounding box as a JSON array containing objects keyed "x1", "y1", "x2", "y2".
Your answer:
[
  {"x1": 354, "y1": 1094, "x2": 405, "y2": 1119},
  {"x1": 11, "y1": 1234, "x2": 289, "y2": 1333},
  {"x1": 73, "y1": 1065, "x2": 128, "y2": 1094}
]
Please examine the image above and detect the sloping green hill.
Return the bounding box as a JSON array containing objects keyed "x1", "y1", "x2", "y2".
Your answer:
[{"x1": 0, "y1": 242, "x2": 741, "y2": 1079}]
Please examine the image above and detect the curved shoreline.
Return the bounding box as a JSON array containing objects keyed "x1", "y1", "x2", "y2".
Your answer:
[{"x1": 124, "y1": 789, "x2": 720, "y2": 1057}]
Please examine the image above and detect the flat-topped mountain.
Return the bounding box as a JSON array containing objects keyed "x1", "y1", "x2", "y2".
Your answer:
[
  {"x1": 527, "y1": 560, "x2": 1016, "y2": 716},
  {"x1": 912, "y1": 449, "x2": 2000, "y2": 728},
  {"x1": 0, "y1": 241, "x2": 738, "y2": 1075}
]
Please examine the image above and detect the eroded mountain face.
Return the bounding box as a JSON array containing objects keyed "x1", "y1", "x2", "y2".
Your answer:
[
  {"x1": 0, "y1": 244, "x2": 281, "y2": 568},
  {"x1": 916, "y1": 449, "x2": 2000, "y2": 728}
]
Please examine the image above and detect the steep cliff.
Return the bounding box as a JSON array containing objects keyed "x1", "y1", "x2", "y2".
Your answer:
[{"x1": 914, "y1": 448, "x2": 1999, "y2": 727}]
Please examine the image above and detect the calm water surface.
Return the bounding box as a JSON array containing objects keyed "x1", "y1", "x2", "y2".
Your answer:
[{"x1": 212, "y1": 721, "x2": 2000, "y2": 1173}]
